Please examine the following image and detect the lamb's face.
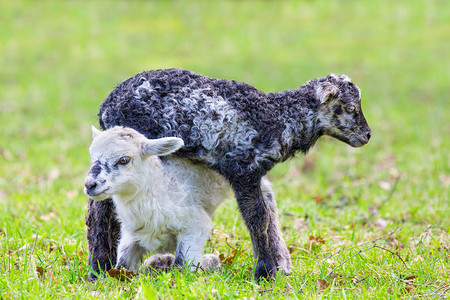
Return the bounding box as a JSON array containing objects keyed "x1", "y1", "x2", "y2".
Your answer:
[
  {"x1": 317, "y1": 75, "x2": 371, "y2": 147},
  {"x1": 84, "y1": 126, "x2": 184, "y2": 201}
]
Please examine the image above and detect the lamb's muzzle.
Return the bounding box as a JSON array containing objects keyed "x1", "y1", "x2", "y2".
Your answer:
[{"x1": 84, "y1": 176, "x2": 98, "y2": 196}]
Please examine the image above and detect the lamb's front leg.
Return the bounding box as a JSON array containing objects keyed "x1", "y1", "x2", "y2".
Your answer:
[
  {"x1": 261, "y1": 177, "x2": 291, "y2": 275},
  {"x1": 115, "y1": 230, "x2": 146, "y2": 271},
  {"x1": 232, "y1": 178, "x2": 276, "y2": 280},
  {"x1": 174, "y1": 225, "x2": 211, "y2": 271}
]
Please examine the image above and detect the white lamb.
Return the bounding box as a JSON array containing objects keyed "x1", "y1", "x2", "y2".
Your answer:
[{"x1": 84, "y1": 126, "x2": 228, "y2": 272}]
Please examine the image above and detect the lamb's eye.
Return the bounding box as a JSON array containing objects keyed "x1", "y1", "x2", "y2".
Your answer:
[
  {"x1": 346, "y1": 105, "x2": 356, "y2": 113},
  {"x1": 117, "y1": 156, "x2": 131, "y2": 165}
]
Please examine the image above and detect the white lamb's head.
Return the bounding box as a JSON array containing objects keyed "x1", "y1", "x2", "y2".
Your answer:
[{"x1": 84, "y1": 126, "x2": 184, "y2": 201}]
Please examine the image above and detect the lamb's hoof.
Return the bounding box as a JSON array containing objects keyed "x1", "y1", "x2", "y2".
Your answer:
[
  {"x1": 199, "y1": 254, "x2": 221, "y2": 272},
  {"x1": 275, "y1": 256, "x2": 292, "y2": 276},
  {"x1": 142, "y1": 253, "x2": 175, "y2": 273},
  {"x1": 254, "y1": 259, "x2": 276, "y2": 281}
]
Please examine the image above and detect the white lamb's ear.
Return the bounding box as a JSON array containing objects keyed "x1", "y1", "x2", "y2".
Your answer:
[
  {"x1": 317, "y1": 81, "x2": 338, "y2": 103},
  {"x1": 92, "y1": 126, "x2": 102, "y2": 139},
  {"x1": 141, "y1": 137, "x2": 184, "y2": 157}
]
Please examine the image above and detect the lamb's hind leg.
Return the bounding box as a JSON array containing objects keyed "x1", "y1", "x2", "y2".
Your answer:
[
  {"x1": 232, "y1": 178, "x2": 276, "y2": 280},
  {"x1": 143, "y1": 253, "x2": 220, "y2": 273},
  {"x1": 261, "y1": 177, "x2": 291, "y2": 275},
  {"x1": 85, "y1": 197, "x2": 120, "y2": 280},
  {"x1": 199, "y1": 254, "x2": 221, "y2": 271},
  {"x1": 143, "y1": 253, "x2": 175, "y2": 272}
]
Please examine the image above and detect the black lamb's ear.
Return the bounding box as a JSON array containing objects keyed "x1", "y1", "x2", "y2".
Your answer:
[
  {"x1": 141, "y1": 137, "x2": 184, "y2": 157},
  {"x1": 317, "y1": 81, "x2": 338, "y2": 103}
]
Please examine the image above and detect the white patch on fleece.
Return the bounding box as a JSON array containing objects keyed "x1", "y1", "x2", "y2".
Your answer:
[
  {"x1": 184, "y1": 88, "x2": 288, "y2": 167},
  {"x1": 183, "y1": 88, "x2": 261, "y2": 162},
  {"x1": 132, "y1": 80, "x2": 287, "y2": 168},
  {"x1": 134, "y1": 78, "x2": 155, "y2": 99}
]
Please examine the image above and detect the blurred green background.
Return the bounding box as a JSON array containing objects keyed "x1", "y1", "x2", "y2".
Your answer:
[
  {"x1": 1, "y1": 0, "x2": 447, "y2": 222},
  {"x1": 0, "y1": 0, "x2": 448, "y2": 297}
]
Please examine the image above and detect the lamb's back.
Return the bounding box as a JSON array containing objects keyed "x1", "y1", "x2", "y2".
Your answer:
[
  {"x1": 99, "y1": 68, "x2": 273, "y2": 136},
  {"x1": 99, "y1": 69, "x2": 288, "y2": 176}
]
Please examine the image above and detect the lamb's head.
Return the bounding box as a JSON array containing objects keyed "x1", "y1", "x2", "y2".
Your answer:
[
  {"x1": 316, "y1": 74, "x2": 371, "y2": 147},
  {"x1": 84, "y1": 126, "x2": 184, "y2": 201}
]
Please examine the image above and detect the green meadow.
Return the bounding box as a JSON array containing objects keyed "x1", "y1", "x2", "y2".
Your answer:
[{"x1": 0, "y1": 1, "x2": 448, "y2": 298}]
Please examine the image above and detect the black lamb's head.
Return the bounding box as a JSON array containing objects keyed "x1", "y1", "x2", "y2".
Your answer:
[{"x1": 315, "y1": 74, "x2": 371, "y2": 147}]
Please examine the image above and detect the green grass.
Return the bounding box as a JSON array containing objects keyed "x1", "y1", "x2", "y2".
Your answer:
[{"x1": 0, "y1": 0, "x2": 449, "y2": 298}]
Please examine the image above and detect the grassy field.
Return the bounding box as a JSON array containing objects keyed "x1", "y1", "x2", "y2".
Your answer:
[{"x1": 0, "y1": 0, "x2": 449, "y2": 298}]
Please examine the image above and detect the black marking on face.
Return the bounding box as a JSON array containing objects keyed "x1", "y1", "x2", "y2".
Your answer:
[
  {"x1": 337, "y1": 125, "x2": 347, "y2": 132},
  {"x1": 103, "y1": 162, "x2": 112, "y2": 174},
  {"x1": 90, "y1": 161, "x2": 103, "y2": 178},
  {"x1": 333, "y1": 104, "x2": 343, "y2": 115}
]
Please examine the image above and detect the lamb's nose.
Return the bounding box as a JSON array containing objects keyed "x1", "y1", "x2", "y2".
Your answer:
[
  {"x1": 85, "y1": 177, "x2": 97, "y2": 191},
  {"x1": 366, "y1": 131, "x2": 372, "y2": 141}
]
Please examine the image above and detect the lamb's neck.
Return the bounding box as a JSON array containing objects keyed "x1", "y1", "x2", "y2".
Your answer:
[
  {"x1": 113, "y1": 161, "x2": 171, "y2": 215},
  {"x1": 267, "y1": 80, "x2": 323, "y2": 157}
]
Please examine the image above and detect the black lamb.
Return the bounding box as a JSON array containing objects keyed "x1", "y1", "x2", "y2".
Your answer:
[{"x1": 85, "y1": 68, "x2": 371, "y2": 280}]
